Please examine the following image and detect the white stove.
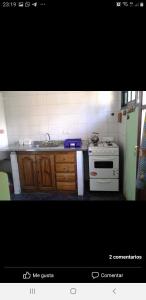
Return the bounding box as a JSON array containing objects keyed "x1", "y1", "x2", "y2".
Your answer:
[
  {"x1": 88, "y1": 141, "x2": 119, "y2": 156},
  {"x1": 88, "y1": 139, "x2": 119, "y2": 191}
]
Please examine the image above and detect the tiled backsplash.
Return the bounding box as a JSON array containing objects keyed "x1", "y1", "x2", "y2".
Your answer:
[{"x1": 3, "y1": 91, "x2": 121, "y2": 145}]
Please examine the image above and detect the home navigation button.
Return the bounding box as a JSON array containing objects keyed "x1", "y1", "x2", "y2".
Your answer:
[{"x1": 70, "y1": 288, "x2": 77, "y2": 295}]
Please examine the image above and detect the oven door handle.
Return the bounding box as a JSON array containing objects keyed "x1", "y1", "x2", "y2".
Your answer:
[
  {"x1": 96, "y1": 180, "x2": 113, "y2": 183},
  {"x1": 92, "y1": 158, "x2": 115, "y2": 161}
]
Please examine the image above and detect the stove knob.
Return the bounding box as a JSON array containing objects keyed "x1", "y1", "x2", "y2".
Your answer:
[{"x1": 90, "y1": 171, "x2": 97, "y2": 176}]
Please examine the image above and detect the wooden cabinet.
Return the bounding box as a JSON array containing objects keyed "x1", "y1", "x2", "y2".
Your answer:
[
  {"x1": 55, "y1": 152, "x2": 76, "y2": 191},
  {"x1": 17, "y1": 151, "x2": 77, "y2": 192},
  {"x1": 56, "y1": 182, "x2": 76, "y2": 191},
  {"x1": 18, "y1": 152, "x2": 56, "y2": 192},
  {"x1": 55, "y1": 163, "x2": 75, "y2": 173},
  {"x1": 55, "y1": 152, "x2": 75, "y2": 163},
  {"x1": 17, "y1": 154, "x2": 37, "y2": 191},
  {"x1": 36, "y1": 154, "x2": 56, "y2": 191},
  {"x1": 56, "y1": 173, "x2": 76, "y2": 182}
]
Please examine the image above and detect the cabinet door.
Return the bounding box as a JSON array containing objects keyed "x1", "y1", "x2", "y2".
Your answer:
[
  {"x1": 56, "y1": 182, "x2": 76, "y2": 191},
  {"x1": 36, "y1": 154, "x2": 56, "y2": 191},
  {"x1": 55, "y1": 152, "x2": 76, "y2": 163},
  {"x1": 55, "y1": 151, "x2": 77, "y2": 191},
  {"x1": 17, "y1": 154, "x2": 37, "y2": 191},
  {"x1": 56, "y1": 163, "x2": 75, "y2": 173}
]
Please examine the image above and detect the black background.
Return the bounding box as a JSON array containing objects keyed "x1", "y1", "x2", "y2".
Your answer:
[
  {"x1": 0, "y1": 201, "x2": 145, "y2": 282},
  {"x1": 0, "y1": 0, "x2": 146, "y2": 282}
]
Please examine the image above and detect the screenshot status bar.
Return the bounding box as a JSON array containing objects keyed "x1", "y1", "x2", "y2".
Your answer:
[{"x1": 0, "y1": 1, "x2": 144, "y2": 8}]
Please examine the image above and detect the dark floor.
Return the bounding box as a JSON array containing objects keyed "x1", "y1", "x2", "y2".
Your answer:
[{"x1": 11, "y1": 188, "x2": 125, "y2": 201}]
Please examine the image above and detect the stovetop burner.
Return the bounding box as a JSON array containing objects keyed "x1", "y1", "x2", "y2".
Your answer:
[
  {"x1": 89, "y1": 141, "x2": 118, "y2": 148},
  {"x1": 92, "y1": 141, "x2": 99, "y2": 146},
  {"x1": 106, "y1": 141, "x2": 113, "y2": 146}
]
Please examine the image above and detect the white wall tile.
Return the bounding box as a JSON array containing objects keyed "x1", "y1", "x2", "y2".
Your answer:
[{"x1": 3, "y1": 91, "x2": 121, "y2": 144}]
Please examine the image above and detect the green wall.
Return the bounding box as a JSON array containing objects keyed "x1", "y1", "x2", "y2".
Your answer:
[
  {"x1": 0, "y1": 172, "x2": 10, "y2": 200},
  {"x1": 124, "y1": 107, "x2": 139, "y2": 200}
]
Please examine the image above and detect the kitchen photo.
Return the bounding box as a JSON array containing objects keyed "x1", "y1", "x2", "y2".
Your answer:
[{"x1": 0, "y1": 91, "x2": 145, "y2": 201}]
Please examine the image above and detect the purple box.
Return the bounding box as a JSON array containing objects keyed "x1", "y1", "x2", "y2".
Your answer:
[{"x1": 64, "y1": 139, "x2": 82, "y2": 148}]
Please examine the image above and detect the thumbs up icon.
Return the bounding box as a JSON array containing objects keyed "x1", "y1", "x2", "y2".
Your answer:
[{"x1": 23, "y1": 272, "x2": 31, "y2": 280}]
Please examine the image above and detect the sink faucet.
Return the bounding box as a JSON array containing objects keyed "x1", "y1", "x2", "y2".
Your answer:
[{"x1": 46, "y1": 133, "x2": 51, "y2": 141}]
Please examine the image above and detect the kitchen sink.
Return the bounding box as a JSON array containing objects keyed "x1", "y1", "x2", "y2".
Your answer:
[{"x1": 33, "y1": 141, "x2": 62, "y2": 148}]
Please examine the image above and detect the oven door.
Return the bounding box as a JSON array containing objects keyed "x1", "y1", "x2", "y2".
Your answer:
[{"x1": 89, "y1": 155, "x2": 119, "y2": 178}]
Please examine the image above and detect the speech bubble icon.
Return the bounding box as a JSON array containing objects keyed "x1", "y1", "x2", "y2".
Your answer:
[{"x1": 91, "y1": 272, "x2": 99, "y2": 279}]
